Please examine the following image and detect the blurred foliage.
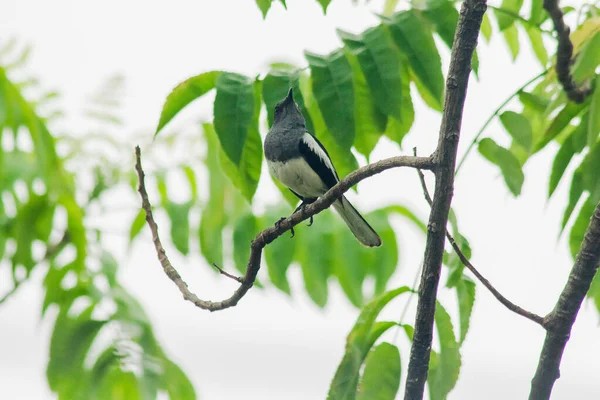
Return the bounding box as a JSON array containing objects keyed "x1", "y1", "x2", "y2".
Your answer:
[{"x1": 2, "y1": 0, "x2": 600, "y2": 399}]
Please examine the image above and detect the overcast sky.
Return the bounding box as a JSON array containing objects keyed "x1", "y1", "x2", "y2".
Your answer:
[{"x1": 0, "y1": 1, "x2": 598, "y2": 399}]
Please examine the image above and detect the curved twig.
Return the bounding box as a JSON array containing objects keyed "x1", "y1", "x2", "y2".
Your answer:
[
  {"x1": 544, "y1": 0, "x2": 593, "y2": 103},
  {"x1": 135, "y1": 146, "x2": 435, "y2": 312}
]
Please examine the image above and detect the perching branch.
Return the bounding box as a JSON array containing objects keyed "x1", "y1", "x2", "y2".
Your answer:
[
  {"x1": 415, "y1": 160, "x2": 545, "y2": 327},
  {"x1": 529, "y1": 202, "x2": 600, "y2": 399},
  {"x1": 544, "y1": 0, "x2": 593, "y2": 103},
  {"x1": 135, "y1": 145, "x2": 434, "y2": 312},
  {"x1": 404, "y1": 1, "x2": 486, "y2": 398}
]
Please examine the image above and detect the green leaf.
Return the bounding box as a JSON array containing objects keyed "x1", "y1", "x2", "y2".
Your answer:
[
  {"x1": 384, "y1": 59, "x2": 414, "y2": 146},
  {"x1": 549, "y1": 114, "x2": 588, "y2": 197},
  {"x1": 60, "y1": 195, "x2": 87, "y2": 270},
  {"x1": 232, "y1": 213, "x2": 257, "y2": 274},
  {"x1": 296, "y1": 211, "x2": 336, "y2": 307},
  {"x1": 213, "y1": 72, "x2": 255, "y2": 165},
  {"x1": 569, "y1": 198, "x2": 595, "y2": 258},
  {"x1": 338, "y1": 26, "x2": 403, "y2": 119},
  {"x1": 422, "y1": 1, "x2": 459, "y2": 49},
  {"x1": 478, "y1": 138, "x2": 525, "y2": 196},
  {"x1": 524, "y1": 25, "x2": 548, "y2": 67},
  {"x1": 334, "y1": 222, "x2": 366, "y2": 307},
  {"x1": 581, "y1": 141, "x2": 600, "y2": 202},
  {"x1": 328, "y1": 286, "x2": 410, "y2": 400},
  {"x1": 357, "y1": 343, "x2": 401, "y2": 400},
  {"x1": 129, "y1": 209, "x2": 146, "y2": 244},
  {"x1": 588, "y1": 75, "x2": 600, "y2": 147},
  {"x1": 263, "y1": 210, "x2": 296, "y2": 294},
  {"x1": 588, "y1": 271, "x2": 600, "y2": 314},
  {"x1": 536, "y1": 101, "x2": 587, "y2": 151},
  {"x1": 47, "y1": 307, "x2": 107, "y2": 395},
  {"x1": 346, "y1": 52, "x2": 387, "y2": 159},
  {"x1": 366, "y1": 210, "x2": 399, "y2": 295},
  {"x1": 162, "y1": 359, "x2": 196, "y2": 400},
  {"x1": 502, "y1": 24, "x2": 520, "y2": 61},
  {"x1": 164, "y1": 201, "x2": 192, "y2": 256},
  {"x1": 199, "y1": 124, "x2": 227, "y2": 266},
  {"x1": 100, "y1": 250, "x2": 118, "y2": 287},
  {"x1": 495, "y1": 0, "x2": 524, "y2": 30},
  {"x1": 255, "y1": 0, "x2": 271, "y2": 18},
  {"x1": 530, "y1": 0, "x2": 546, "y2": 24},
  {"x1": 518, "y1": 90, "x2": 550, "y2": 112},
  {"x1": 428, "y1": 302, "x2": 461, "y2": 400},
  {"x1": 155, "y1": 71, "x2": 221, "y2": 135},
  {"x1": 97, "y1": 368, "x2": 142, "y2": 400},
  {"x1": 572, "y1": 32, "x2": 600, "y2": 83},
  {"x1": 262, "y1": 67, "x2": 314, "y2": 132},
  {"x1": 384, "y1": 10, "x2": 444, "y2": 110},
  {"x1": 456, "y1": 278, "x2": 476, "y2": 343},
  {"x1": 499, "y1": 111, "x2": 533, "y2": 151},
  {"x1": 561, "y1": 168, "x2": 584, "y2": 232},
  {"x1": 305, "y1": 49, "x2": 355, "y2": 149},
  {"x1": 383, "y1": 204, "x2": 427, "y2": 233},
  {"x1": 219, "y1": 80, "x2": 263, "y2": 202},
  {"x1": 317, "y1": 0, "x2": 332, "y2": 13},
  {"x1": 480, "y1": 13, "x2": 493, "y2": 42},
  {"x1": 183, "y1": 165, "x2": 198, "y2": 200}
]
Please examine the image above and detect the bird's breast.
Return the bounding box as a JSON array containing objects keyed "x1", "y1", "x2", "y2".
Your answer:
[{"x1": 267, "y1": 157, "x2": 327, "y2": 199}]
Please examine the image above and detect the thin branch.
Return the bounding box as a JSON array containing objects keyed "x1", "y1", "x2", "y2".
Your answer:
[
  {"x1": 455, "y1": 69, "x2": 548, "y2": 174},
  {"x1": 404, "y1": 1, "x2": 487, "y2": 398},
  {"x1": 135, "y1": 145, "x2": 434, "y2": 312},
  {"x1": 414, "y1": 153, "x2": 545, "y2": 327},
  {"x1": 212, "y1": 263, "x2": 243, "y2": 283},
  {"x1": 529, "y1": 202, "x2": 600, "y2": 399},
  {"x1": 544, "y1": 0, "x2": 593, "y2": 103}
]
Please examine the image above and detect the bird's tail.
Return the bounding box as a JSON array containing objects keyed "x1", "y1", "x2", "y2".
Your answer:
[{"x1": 333, "y1": 196, "x2": 382, "y2": 247}]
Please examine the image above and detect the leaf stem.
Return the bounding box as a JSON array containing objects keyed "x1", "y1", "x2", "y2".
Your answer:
[{"x1": 455, "y1": 69, "x2": 548, "y2": 175}]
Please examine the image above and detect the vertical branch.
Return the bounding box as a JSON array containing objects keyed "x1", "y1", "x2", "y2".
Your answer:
[
  {"x1": 529, "y1": 203, "x2": 600, "y2": 399},
  {"x1": 403, "y1": 1, "x2": 487, "y2": 399}
]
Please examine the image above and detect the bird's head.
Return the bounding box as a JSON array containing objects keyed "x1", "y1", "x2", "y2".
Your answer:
[{"x1": 273, "y1": 88, "x2": 305, "y2": 128}]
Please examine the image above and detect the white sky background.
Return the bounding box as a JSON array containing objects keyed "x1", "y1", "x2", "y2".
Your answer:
[{"x1": 0, "y1": 0, "x2": 599, "y2": 399}]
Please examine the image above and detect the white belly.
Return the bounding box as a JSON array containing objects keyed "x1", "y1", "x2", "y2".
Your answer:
[{"x1": 268, "y1": 157, "x2": 328, "y2": 199}]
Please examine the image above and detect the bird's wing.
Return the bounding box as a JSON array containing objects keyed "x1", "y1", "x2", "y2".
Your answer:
[{"x1": 298, "y1": 132, "x2": 339, "y2": 189}]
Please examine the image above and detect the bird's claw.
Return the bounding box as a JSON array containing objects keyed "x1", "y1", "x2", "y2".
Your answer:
[
  {"x1": 307, "y1": 215, "x2": 313, "y2": 226},
  {"x1": 275, "y1": 217, "x2": 295, "y2": 238}
]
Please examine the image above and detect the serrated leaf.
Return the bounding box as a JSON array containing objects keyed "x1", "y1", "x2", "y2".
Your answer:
[
  {"x1": 232, "y1": 213, "x2": 257, "y2": 274},
  {"x1": 328, "y1": 286, "x2": 410, "y2": 400},
  {"x1": 499, "y1": 111, "x2": 533, "y2": 151},
  {"x1": 422, "y1": 1, "x2": 458, "y2": 49},
  {"x1": 295, "y1": 212, "x2": 336, "y2": 307},
  {"x1": 214, "y1": 72, "x2": 255, "y2": 165},
  {"x1": 305, "y1": 50, "x2": 355, "y2": 149},
  {"x1": 346, "y1": 52, "x2": 387, "y2": 159},
  {"x1": 165, "y1": 201, "x2": 192, "y2": 256},
  {"x1": 357, "y1": 343, "x2": 401, "y2": 400},
  {"x1": 155, "y1": 71, "x2": 221, "y2": 135},
  {"x1": 384, "y1": 10, "x2": 444, "y2": 110},
  {"x1": 502, "y1": 24, "x2": 520, "y2": 61},
  {"x1": 263, "y1": 210, "x2": 296, "y2": 294},
  {"x1": 338, "y1": 26, "x2": 403, "y2": 119},
  {"x1": 219, "y1": 80, "x2": 263, "y2": 202},
  {"x1": 588, "y1": 75, "x2": 600, "y2": 147},
  {"x1": 478, "y1": 138, "x2": 524, "y2": 196},
  {"x1": 524, "y1": 25, "x2": 548, "y2": 67},
  {"x1": 384, "y1": 59, "x2": 414, "y2": 146},
  {"x1": 428, "y1": 302, "x2": 461, "y2": 400},
  {"x1": 549, "y1": 114, "x2": 588, "y2": 197},
  {"x1": 495, "y1": 0, "x2": 524, "y2": 30},
  {"x1": 456, "y1": 278, "x2": 475, "y2": 343}
]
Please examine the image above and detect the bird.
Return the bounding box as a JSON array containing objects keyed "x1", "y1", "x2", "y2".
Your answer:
[{"x1": 264, "y1": 88, "x2": 382, "y2": 247}]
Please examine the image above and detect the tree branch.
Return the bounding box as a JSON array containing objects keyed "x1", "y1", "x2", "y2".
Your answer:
[
  {"x1": 404, "y1": 1, "x2": 487, "y2": 398},
  {"x1": 415, "y1": 160, "x2": 545, "y2": 327},
  {"x1": 544, "y1": 0, "x2": 593, "y2": 103},
  {"x1": 135, "y1": 145, "x2": 434, "y2": 312},
  {"x1": 529, "y1": 202, "x2": 600, "y2": 399}
]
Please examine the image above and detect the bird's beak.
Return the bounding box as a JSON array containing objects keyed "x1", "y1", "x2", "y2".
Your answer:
[{"x1": 284, "y1": 88, "x2": 294, "y2": 104}]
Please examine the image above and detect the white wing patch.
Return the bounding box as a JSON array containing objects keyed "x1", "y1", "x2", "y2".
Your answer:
[{"x1": 300, "y1": 133, "x2": 337, "y2": 181}]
